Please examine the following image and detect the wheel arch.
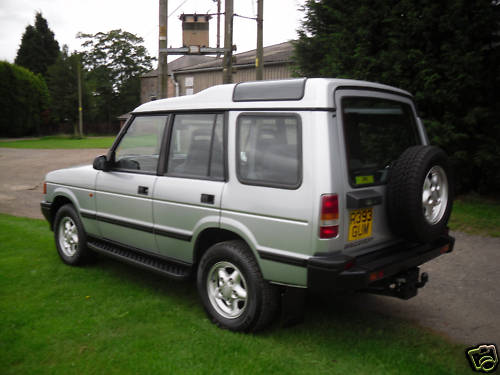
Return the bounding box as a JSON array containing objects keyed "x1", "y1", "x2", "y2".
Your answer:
[
  {"x1": 193, "y1": 223, "x2": 261, "y2": 270},
  {"x1": 49, "y1": 193, "x2": 78, "y2": 230}
]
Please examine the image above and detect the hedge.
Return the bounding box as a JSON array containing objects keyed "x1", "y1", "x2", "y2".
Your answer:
[{"x1": 0, "y1": 61, "x2": 50, "y2": 137}]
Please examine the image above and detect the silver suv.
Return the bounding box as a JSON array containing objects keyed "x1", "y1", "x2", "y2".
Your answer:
[{"x1": 41, "y1": 78, "x2": 454, "y2": 332}]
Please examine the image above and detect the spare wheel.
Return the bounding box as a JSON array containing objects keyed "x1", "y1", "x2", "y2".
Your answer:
[{"x1": 387, "y1": 145, "x2": 453, "y2": 243}]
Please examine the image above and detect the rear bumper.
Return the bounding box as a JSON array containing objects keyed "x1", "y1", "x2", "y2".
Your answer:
[{"x1": 307, "y1": 234, "x2": 454, "y2": 294}]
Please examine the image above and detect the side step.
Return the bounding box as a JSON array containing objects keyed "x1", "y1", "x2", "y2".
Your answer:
[{"x1": 87, "y1": 238, "x2": 192, "y2": 280}]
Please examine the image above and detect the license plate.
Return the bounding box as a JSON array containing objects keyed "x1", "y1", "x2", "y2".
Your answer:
[{"x1": 348, "y1": 208, "x2": 373, "y2": 241}]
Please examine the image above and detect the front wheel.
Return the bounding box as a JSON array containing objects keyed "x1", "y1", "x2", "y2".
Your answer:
[
  {"x1": 197, "y1": 240, "x2": 279, "y2": 332},
  {"x1": 54, "y1": 204, "x2": 94, "y2": 265}
]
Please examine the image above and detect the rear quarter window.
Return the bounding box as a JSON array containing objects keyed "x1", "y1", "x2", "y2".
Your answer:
[
  {"x1": 342, "y1": 97, "x2": 420, "y2": 187},
  {"x1": 236, "y1": 114, "x2": 302, "y2": 189}
]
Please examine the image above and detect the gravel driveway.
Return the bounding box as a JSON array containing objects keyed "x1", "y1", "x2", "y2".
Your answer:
[
  {"x1": 0, "y1": 148, "x2": 105, "y2": 219},
  {"x1": 1, "y1": 147, "x2": 498, "y2": 345}
]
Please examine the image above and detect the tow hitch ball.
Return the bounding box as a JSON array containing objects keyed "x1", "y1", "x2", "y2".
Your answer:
[
  {"x1": 366, "y1": 268, "x2": 429, "y2": 299},
  {"x1": 394, "y1": 269, "x2": 428, "y2": 289},
  {"x1": 392, "y1": 269, "x2": 429, "y2": 299},
  {"x1": 416, "y1": 272, "x2": 429, "y2": 288}
]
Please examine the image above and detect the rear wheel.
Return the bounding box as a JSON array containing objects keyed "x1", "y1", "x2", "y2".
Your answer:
[
  {"x1": 197, "y1": 240, "x2": 279, "y2": 332},
  {"x1": 387, "y1": 146, "x2": 453, "y2": 243},
  {"x1": 54, "y1": 204, "x2": 94, "y2": 265}
]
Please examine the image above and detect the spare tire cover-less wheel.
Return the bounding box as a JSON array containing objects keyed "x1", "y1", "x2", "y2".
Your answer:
[{"x1": 387, "y1": 145, "x2": 453, "y2": 243}]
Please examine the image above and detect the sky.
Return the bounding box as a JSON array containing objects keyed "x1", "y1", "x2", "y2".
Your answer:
[{"x1": 0, "y1": 0, "x2": 306, "y2": 65}]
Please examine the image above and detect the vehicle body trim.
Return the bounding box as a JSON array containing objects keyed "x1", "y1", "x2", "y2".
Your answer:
[
  {"x1": 221, "y1": 207, "x2": 309, "y2": 225},
  {"x1": 133, "y1": 108, "x2": 335, "y2": 115},
  {"x1": 81, "y1": 211, "x2": 192, "y2": 242},
  {"x1": 257, "y1": 250, "x2": 308, "y2": 267}
]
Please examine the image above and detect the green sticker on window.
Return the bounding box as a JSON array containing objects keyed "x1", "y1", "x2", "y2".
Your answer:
[{"x1": 355, "y1": 175, "x2": 374, "y2": 185}]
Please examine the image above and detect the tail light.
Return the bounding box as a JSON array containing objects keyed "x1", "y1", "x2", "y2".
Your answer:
[
  {"x1": 43, "y1": 182, "x2": 47, "y2": 195},
  {"x1": 319, "y1": 194, "x2": 339, "y2": 239}
]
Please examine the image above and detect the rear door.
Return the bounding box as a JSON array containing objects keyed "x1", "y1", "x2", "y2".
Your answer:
[
  {"x1": 335, "y1": 90, "x2": 424, "y2": 253},
  {"x1": 152, "y1": 113, "x2": 225, "y2": 263},
  {"x1": 221, "y1": 111, "x2": 313, "y2": 282}
]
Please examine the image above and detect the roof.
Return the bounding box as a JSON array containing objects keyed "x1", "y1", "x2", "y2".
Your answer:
[
  {"x1": 174, "y1": 41, "x2": 293, "y2": 73},
  {"x1": 142, "y1": 55, "x2": 217, "y2": 78},
  {"x1": 133, "y1": 78, "x2": 413, "y2": 113},
  {"x1": 142, "y1": 41, "x2": 294, "y2": 78}
]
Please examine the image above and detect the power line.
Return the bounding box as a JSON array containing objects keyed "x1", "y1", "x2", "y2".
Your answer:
[
  {"x1": 234, "y1": 13, "x2": 257, "y2": 21},
  {"x1": 169, "y1": 0, "x2": 190, "y2": 18}
]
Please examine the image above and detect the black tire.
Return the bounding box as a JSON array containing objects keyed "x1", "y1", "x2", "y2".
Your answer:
[
  {"x1": 197, "y1": 240, "x2": 279, "y2": 332},
  {"x1": 54, "y1": 204, "x2": 95, "y2": 265},
  {"x1": 387, "y1": 145, "x2": 453, "y2": 243}
]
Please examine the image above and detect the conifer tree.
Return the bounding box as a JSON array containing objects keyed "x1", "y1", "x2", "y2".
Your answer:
[{"x1": 15, "y1": 12, "x2": 60, "y2": 76}]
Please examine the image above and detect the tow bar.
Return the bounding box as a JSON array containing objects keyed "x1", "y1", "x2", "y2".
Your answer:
[{"x1": 364, "y1": 267, "x2": 429, "y2": 300}]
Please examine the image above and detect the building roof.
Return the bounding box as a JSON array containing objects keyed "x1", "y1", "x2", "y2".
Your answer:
[
  {"x1": 142, "y1": 41, "x2": 294, "y2": 78},
  {"x1": 142, "y1": 55, "x2": 217, "y2": 78},
  {"x1": 174, "y1": 41, "x2": 293, "y2": 73}
]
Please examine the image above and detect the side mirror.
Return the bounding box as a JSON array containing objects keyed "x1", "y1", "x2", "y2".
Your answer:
[{"x1": 93, "y1": 155, "x2": 111, "y2": 171}]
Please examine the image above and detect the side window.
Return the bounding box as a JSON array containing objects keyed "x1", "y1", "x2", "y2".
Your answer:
[
  {"x1": 237, "y1": 114, "x2": 301, "y2": 188},
  {"x1": 114, "y1": 115, "x2": 168, "y2": 173},
  {"x1": 167, "y1": 114, "x2": 224, "y2": 179}
]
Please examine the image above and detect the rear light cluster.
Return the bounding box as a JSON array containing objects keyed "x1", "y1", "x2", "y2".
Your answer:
[{"x1": 319, "y1": 194, "x2": 339, "y2": 239}]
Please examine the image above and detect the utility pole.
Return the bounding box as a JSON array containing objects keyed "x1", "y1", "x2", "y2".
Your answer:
[
  {"x1": 216, "y1": 0, "x2": 221, "y2": 57},
  {"x1": 77, "y1": 55, "x2": 83, "y2": 137},
  {"x1": 223, "y1": 0, "x2": 234, "y2": 84},
  {"x1": 158, "y1": 0, "x2": 168, "y2": 98},
  {"x1": 256, "y1": 0, "x2": 264, "y2": 80}
]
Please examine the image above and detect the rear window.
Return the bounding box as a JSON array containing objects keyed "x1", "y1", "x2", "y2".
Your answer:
[{"x1": 342, "y1": 97, "x2": 420, "y2": 187}]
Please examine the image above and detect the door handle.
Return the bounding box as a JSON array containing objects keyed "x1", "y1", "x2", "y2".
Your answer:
[
  {"x1": 138, "y1": 186, "x2": 149, "y2": 195},
  {"x1": 201, "y1": 194, "x2": 215, "y2": 204}
]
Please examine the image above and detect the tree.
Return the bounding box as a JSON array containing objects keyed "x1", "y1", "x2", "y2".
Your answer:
[
  {"x1": 46, "y1": 46, "x2": 87, "y2": 135},
  {"x1": 294, "y1": 0, "x2": 500, "y2": 193},
  {"x1": 78, "y1": 29, "x2": 154, "y2": 91},
  {"x1": 15, "y1": 12, "x2": 60, "y2": 76},
  {"x1": 0, "y1": 62, "x2": 49, "y2": 137},
  {"x1": 77, "y1": 29, "x2": 154, "y2": 125}
]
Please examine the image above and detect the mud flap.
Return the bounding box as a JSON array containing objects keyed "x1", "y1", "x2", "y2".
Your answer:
[{"x1": 280, "y1": 286, "x2": 306, "y2": 327}]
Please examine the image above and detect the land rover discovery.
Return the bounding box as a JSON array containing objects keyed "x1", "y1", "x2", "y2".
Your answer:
[{"x1": 41, "y1": 78, "x2": 454, "y2": 332}]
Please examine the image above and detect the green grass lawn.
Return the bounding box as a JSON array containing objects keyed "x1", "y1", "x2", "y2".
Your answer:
[
  {"x1": 0, "y1": 214, "x2": 472, "y2": 374},
  {"x1": 0, "y1": 135, "x2": 114, "y2": 149},
  {"x1": 449, "y1": 195, "x2": 500, "y2": 237}
]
